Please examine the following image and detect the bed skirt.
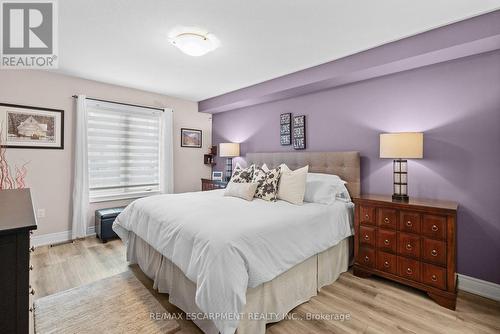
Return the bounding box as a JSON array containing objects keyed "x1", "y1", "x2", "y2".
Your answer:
[{"x1": 126, "y1": 233, "x2": 351, "y2": 334}]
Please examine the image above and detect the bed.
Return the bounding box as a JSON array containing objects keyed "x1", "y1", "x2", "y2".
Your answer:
[{"x1": 113, "y1": 151, "x2": 360, "y2": 334}]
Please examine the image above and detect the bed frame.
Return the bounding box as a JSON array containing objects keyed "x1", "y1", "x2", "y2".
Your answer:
[{"x1": 128, "y1": 151, "x2": 361, "y2": 334}]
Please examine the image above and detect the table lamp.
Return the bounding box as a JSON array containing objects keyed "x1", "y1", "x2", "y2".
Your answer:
[
  {"x1": 380, "y1": 132, "x2": 423, "y2": 201},
  {"x1": 219, "y1": 143, "x2": 240, "y2": 182}
]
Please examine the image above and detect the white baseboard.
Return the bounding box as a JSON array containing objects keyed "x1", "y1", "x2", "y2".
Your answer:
[
  {"x1": 31, "y1": 226, "x2": 96, "y2": 247},
  {"x1": 458, "y1": 274, "x2": 500, "y2": 301}
]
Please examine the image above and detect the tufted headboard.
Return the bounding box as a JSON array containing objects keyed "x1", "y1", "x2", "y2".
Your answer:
[{"x1": 245, "y1": 151, "x2": 361, "y2": 198}]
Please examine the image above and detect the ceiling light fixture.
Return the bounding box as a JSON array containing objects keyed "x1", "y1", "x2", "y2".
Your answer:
[{"x1": 169, "y1": 27, "x2": 220, "y2": 57}]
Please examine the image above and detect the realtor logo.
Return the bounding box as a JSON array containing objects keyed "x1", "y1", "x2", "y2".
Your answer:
[{"x1": 1, "y1": 0, "x2": 58, "y2": 68}]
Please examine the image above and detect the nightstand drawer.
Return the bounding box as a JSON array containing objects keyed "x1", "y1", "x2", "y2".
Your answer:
[
  {"x1": 398, "y1": 232, "x2": 420, "y2": 259},
  {"x1": 377, "y1": 229, "x2": 397, "y2": 253},
  {"x1": 359, "y1": 225, "x2": 376, "y2": 247},
  {"x1": 377, "y1": 208, "x2": 397, "y2": 229},
  {"x1": 398, "y1": 257, "x2": 421, "y2": 282},
  {"x1": 422, "y1": 215, "x2": 446, "y2": 240},
  {"x1": 422, "y1": 238, "x2": 446, "y2": 266},
  {"x1": 400, "y1": 211, "x2": 421, "y2": 234},
  {"x1": 360, "y1": 206, "x2": 376, "y2": 225},
  {"x1": 357, "y1": 247, "x2": 376, "y2": 268},
  {"x1": 422, "y1": 263, "x2": 447, "y2": 290},
  {"x1": 377, "y1": 251, "x2": 397, "y2": 275}
]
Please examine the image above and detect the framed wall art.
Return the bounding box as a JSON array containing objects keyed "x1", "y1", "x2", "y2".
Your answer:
[
  {"x1": 0, "y1": 103, "x2": 64, "y2": 149},
  {"x1": 293, "y1": 115, "x2": 306, "y2": 150},
  {"x1": 280, "y1": 112, "x2": 291, "y2": 146},
  {"x1": 181, "y1": 128, "x2": 202, "y2": 148}
]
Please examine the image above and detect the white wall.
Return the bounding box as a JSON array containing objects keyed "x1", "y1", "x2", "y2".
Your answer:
[{"x1": 0, "y1": 70, "x2": 212, "y2": 236}]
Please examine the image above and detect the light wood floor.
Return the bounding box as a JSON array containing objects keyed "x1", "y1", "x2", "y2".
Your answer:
[{"x1": 31, "y1": 237, "x2": 500, "y2": 334}]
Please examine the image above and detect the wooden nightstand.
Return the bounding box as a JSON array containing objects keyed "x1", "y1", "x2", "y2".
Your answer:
[
  {"x1": 353, "y1": 194, "x2": 458, "y2": 310},
  {"x1": 201, "y1": 178, "x2": 228, "y2": 191}
]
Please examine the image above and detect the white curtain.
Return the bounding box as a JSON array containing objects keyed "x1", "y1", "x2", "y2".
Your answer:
[
  {"x1": 161, "y1": 108, "x2": 174, "y2": 193},
  {"x1": 71, "y1": 95, "x2": 89, "y2": 239}
]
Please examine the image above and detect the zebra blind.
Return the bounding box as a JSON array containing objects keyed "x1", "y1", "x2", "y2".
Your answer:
[{"x1": 86, "y1": 100, "x2": 163, "y2": 201}]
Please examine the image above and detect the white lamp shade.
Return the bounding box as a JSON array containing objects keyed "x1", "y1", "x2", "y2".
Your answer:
[
  {"x1": 219, "y1": 143, "x2": 240, "y2": 157},
  {"x1": 380, "y1": 132, "x2": 423, "y2": 159}
]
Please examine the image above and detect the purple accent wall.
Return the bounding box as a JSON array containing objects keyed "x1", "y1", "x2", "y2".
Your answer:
[{"x1": 212, "y1": 50, "x2": 500, "y2": 284}]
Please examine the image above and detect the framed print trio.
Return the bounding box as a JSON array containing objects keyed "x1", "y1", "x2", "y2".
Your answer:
[{"x1": 0, "y1": 103, "x2": 64, "y2": 149}]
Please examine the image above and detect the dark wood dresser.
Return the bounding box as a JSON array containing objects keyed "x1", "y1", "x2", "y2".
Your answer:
[
  {"x1": 201, "y1": 178, "x2": 228, "y2": 191},
  {"x1": 0, "y1": 189, "x2": 37, "y2": 334},
  {"x1": 353, "y1": 194, "x2": 458, "y2": 310}
]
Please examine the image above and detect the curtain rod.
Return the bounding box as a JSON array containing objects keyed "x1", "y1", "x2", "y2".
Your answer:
[{"x1": 71, "y1": 95, "x2": 165, "y2": 112}]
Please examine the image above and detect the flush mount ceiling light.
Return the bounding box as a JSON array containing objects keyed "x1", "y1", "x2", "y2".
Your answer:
[{"x1": 168, "y1": 27, "x2": 220, "y2": 57}]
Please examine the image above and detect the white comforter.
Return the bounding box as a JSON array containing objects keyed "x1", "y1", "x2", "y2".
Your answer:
[{"x1": 113, "y1": 189, "x2": 353, "y2": 334}]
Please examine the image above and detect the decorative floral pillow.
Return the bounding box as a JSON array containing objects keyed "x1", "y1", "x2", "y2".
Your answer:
[
  {"x1": 230, "y1": 163, "x2": 255, "y2": 183},
  {"x1": 252, "y1": 165, "x2": 282, "y2": 201}
]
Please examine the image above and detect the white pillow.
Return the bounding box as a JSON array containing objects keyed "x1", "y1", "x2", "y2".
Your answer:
[
  {"x1": 304, "y1": 172, "x2": 351, "y2": 204},
  {"x1": 277, "y1": 164, "x2": 309, "y2": 205},
  {"x1": 224, "y1": 182, "x2": 258, "y2": 201}
]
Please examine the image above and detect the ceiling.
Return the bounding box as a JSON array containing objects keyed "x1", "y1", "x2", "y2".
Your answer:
[{"x1": 56, "y1": 0, "x2": 500, "y2": 101}]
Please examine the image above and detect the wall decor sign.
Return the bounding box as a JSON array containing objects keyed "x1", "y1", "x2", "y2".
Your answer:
[
  {"x1": 293, "y1": 115, "x2": 306, "y2": 150},
  {"x1": 181, "y1": 128, "x2": 202, "y2": 148},
  {"x1": 0, "y1": 103, "x2": 64, "y2": 149},
  {"x1": 280, "y1": 112, "x2": 291, "y2": 146}
]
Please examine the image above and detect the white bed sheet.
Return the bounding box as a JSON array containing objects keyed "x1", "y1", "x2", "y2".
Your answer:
[{"x1": 113, "y1": 189, "x2": 353, "y2": 334}]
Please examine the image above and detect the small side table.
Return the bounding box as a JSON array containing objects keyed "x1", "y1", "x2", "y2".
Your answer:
[{"x1": 201, "y1": 178, "x2": 228, "y2": 191}]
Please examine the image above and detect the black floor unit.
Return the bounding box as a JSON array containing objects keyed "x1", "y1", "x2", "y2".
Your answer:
[{"x1": 95, "y1": 207, "x2": 125, "y2": 243}]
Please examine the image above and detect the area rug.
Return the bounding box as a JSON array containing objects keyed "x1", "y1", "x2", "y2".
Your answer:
[{"x1": 34, "y1": 271, "x2": 180, "y2": 334}]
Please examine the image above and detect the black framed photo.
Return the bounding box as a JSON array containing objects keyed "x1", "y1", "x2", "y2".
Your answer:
[
  {"x1": 181, "y1": 128, "x2": 202, "y2": 148},
  {"x1": 293, "y1": 115, "x2": 306, "y2": 150},
  {"x1": 0, "y1": 103, "x2": 64, "y2": 149},
  {"x1": 280, "y1": 112, "x2": 291, "y2": 146}
]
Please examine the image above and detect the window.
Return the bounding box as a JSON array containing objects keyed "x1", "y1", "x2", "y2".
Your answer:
[{"x1": 86, "y1": 100, "x2": 165, "y2": 202}]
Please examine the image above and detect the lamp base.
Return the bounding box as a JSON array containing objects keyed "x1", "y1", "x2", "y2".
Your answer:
[
  {"x1": 392, "y1": 194, "x2": 409, "y2": 202},
  {"x1": 225, "y1": 157, "x2": 233, "y2": 182}
]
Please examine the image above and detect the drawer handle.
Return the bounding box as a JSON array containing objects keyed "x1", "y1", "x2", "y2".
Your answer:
[
  {"x1": 29, "y1": 246, "x2": 35, "y2": 253},
  {"x1": 406, "y1": 243, "x2": 413, "y2": 250},
  {"x1": 29, "y1": 265, "x2": 33, "y2": 271},
  {"x1": 432, "y1": 225, "x2": 439, "y2": 232},
  {"x1": 30, "y1": 289, "x2": 35, "y2": 295},
  {"x1": 406, "y1": 268, "x2": 413, "y2": 275},
  {"x1": 364, "y1": 256, "x2": 370, "y2": 263},
  {"x1": 29, "y1": 307, "x2": 33, "y2": 313},
  {"x1": 406, "y1": 221, "x2": 412, "y2": 227},
  {"x1": 384, "y1": 217, "x2": 390, "y2": 223},
  {"x1": 384, "y1": 239, "x2": 390, "y2": 245},
  {"x1": 431, "y1": 249, "x2": 438, "y2": 257},
  {"x1": 365, "y1": 214, "x2": 369, "y2": 219},
  {"x1": 384, "y1": 261, "x2": 390, "y2": 268},
  {"x1": 364, "y1": 235, "x2": 369, "y2": 241},
  {"x1": 431, "y1": 275, "x2": 438, "y2": 282}
]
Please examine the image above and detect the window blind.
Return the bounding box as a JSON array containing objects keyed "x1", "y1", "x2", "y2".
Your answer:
[{"x1": 86, "y1": 100, "x2": 163, "y2": 201}]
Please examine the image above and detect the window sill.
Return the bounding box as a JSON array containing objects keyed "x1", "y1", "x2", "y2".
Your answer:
[{"x1": 89, "y1": 191, "x2": 161, "y2": 203}]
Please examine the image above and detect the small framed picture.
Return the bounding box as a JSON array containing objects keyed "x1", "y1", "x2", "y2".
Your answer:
[
  {"x1": 212, "y1": 171, "x2": 223, "y2": 181},
  {"x1": 0, "y1": 103, "x2": 64, "y2": 149},
  {"x1": 280, "y1": 112, "x2": 291, "y2": 146},
  {"x1": 293, "y1": 115, "x2": 306, "y2": 150},
  {"x1": 181, "y1": 128, "x2": 202, "y2": 148}
]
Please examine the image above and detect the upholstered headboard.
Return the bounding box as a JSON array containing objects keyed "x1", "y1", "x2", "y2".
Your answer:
[{"x1": 246, "y1": 151, "x2": 361, "y2": 198}]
